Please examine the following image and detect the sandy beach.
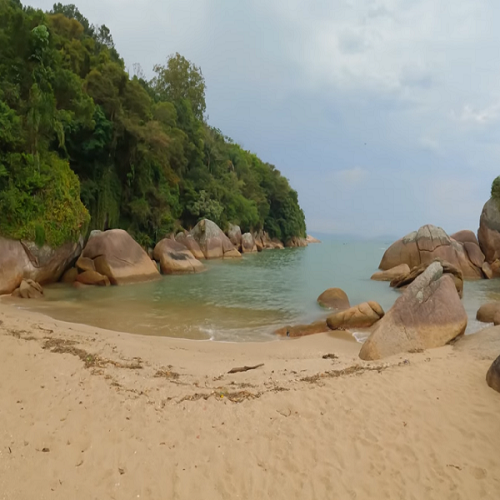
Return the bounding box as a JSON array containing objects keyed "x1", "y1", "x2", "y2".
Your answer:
[{"x1": 1, "y1": 301, "x2": 500, "y2": 500}]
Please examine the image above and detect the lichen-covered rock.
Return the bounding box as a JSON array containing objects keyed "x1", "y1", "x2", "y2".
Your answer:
[
  {"x1": 190, "y1": 219, "x2": 241, "y2": 259},
  {"x1": 379, "y1": 224, "x2": 483, "y2": 279},
  {"x1": 241, "y1": 233, "x2": 257, "y2": 253},
  {"x1": 326, "y1": 302, "x2": 384, "y2": 330},
  {"x1": 486, "y1": 355, "x2": 500, "y2": 393},
  {"x1": 0, "y1": 236, "x2": 83, "y2": 295},
  {"x1": 317, "y1": 288, "x2": 350, "y2": 310},
  {"x1": 153, "y1": 239, "x2": 205, "y2": 274},
  {"x1": 360, "y1": 262, "x2": 467, "y2": 360},
  {"x1": 371, "y1": 264, "x2": 410, "y2": 282},
  {"x1": 81, "y1": 229, "x2": 160, "y2": 285}
]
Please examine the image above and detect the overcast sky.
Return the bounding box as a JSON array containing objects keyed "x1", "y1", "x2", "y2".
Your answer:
[{"x1": 28, "y1": 0, "x2": 500, "y2": 238}]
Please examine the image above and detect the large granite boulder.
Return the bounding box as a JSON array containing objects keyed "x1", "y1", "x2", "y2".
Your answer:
[
  {"x1": 327, "y1": 302, "x2": 384, "y2": 330},
  {"x1": 486, "y1": 355, "x2": 500, "y2": 393},
  {"x1": 190, "y1": 219, "x2": 241, "y2": 259},
  {"x1": 0, "y1": 236, "x2": 83, "y2": 295},
  {"x1": 227, "y1": 224, "x2": 242, "y2": 250},
  {"x1": 371, "y1": 264, "x2": 410, "y2": 282},
  {"x1": 379, "y1": 224, "x2": 483, "y2": 279},
  {"x1": 390, "y1": 260, "x2": 463, "y2": 298},
  {"x1": 476, "y1": 302, "x2": 500, "y2": 323},
  {"x1": 175, "y1": 232, "x2": 205, "y2": 260},
  {"x1": 241, "y1": 233, "x2": 257, "y2": 253},
  {"x1": 317, "y1": 288, "x2": 350, "y2": 310},
  {"x1": 153, "y1": 239, "x2": 205, "y2": 274},
  {"x1": 360, "y1": 262, "x2": 467, "y2": 360},
  {"x1": 478, "y1": 198, "x2": 500, "y2": 276},
  {"x1": 274, "y1": 320, "x2": 330, "y2": 338},
  {"x1": 80, "y1": 229, "x2": 160, "y2": 285}
]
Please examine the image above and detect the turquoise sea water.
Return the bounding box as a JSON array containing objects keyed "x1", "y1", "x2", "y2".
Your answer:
[{"x1": 13, "y1": 241, "x2": 500, "y2": 342}]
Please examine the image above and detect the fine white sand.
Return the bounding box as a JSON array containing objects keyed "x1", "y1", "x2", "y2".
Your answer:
[{"x1": 1, "y1": 301, "x2": 500, "y2": 500}]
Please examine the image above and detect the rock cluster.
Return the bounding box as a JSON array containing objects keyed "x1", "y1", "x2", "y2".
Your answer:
[{"x1": 378, "y1": 224, "x2": 484, "y2": 279}]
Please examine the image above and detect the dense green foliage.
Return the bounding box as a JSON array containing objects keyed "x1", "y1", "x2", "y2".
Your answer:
[{"x1": 0, "y1": 1, "x2": 306, "y2": 247}]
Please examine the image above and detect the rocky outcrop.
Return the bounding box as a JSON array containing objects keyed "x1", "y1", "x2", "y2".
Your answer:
[
  {"x1": 76, "y1": 270, "x2": 110, "y2": 286},
  {"x1": 317, "y1": 288, "x2": 350, "y2": 310},
  {"x1": 0, "y1": 236, "x2": 83, "y2": 295},
  {"x1": 190, "y1": 219, "x2": 241, "y2": 259},
  {"x1": 360, "y1": 262, "x2": 467, "y2": 360},
  {"x1": 80, "y1": 229, "x2": 160, "y2": 285},
  {"x1": 241, "y1": 233, "x2": 257, "y2": 253},
  {"x1": 390, "y1": 260, "x2": 463, "y2": 298},
  {"x1": 371, "y1": 264, "x2": 410, "y2": 282},
  {"x1": 486, "y1": 355, "x2": 500, "y2": 393},
  {"x1": 285, "y1": 236, "x2": 308, "y2": 248},
  {"x1": 153, "y1": 239, "x2": 205, "y2": 274},
  {"x1": 478, "y1": 198, "x2": 500, "y2": 277},
  {"x1": 476, "y1": 302, "x2": 500, "y2": 323},
  {"x1": 175, "y1": 232, "x2": 205, "y2": 260},
  {"x1": 274, "y1": 321, "x2": 330, "y2": 338},
  {"x1": 379, "y1": 224, "x2": 484, "y2": 279},
  {"x1": 327, "y1": 302, "x2": 384, "y2": 330},
  {"x1": 227, "y1": 224, "x2": 242, "y2": 250},
  {"x1": 306, "y1": 235, "x2": 321, "y2": 243},
  {"x1": 11, "y1": 279, "x2": 44, "y2": 299},
  {"x1": 61, "y1": 267, "x2": 78, "y2": 283}
]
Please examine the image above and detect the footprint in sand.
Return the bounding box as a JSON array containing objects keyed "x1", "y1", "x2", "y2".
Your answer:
[{"x1": 470, "y1": 467, "x2": 487, "y2": 480}]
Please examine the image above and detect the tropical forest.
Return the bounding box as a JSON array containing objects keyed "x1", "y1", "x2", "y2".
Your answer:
[{"x1": 0, "y1": 0, "x2": 306, "y2": 248}]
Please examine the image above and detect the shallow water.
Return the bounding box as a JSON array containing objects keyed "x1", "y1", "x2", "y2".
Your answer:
[{"x1": 11, "y1": 241, "x2": 500, "y2": 341}]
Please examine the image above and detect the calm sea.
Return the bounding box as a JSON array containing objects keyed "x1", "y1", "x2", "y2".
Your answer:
[{"x1": 13, "y1": 241, "x2": 500, "y2": 342}]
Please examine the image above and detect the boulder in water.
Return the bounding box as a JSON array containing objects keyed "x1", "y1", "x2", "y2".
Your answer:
[
  {"x1": 379, "y1": 225, "x2": 483, "y2": 279},
  {"x1": 317, "y1": 288, "x2": 350, "y2": 310},
  {"x1": 190, "y1": 219, "x2": 241, "y2": 259},
  {"x1": 476, "y1": 302, "x2": 500, "y2": 323},
  {"x1": 175, "y1": 232, "x2": 205, "y2": 260},
  {"x1": 326, "y1": 302, "x2": 384, "y2": 330},
  {"x1": 76, "y1": 270, "x2": 110, "y2": 286},
  {"x1": 60, "y1": 267, "x2": 78, "y2": 284},
  {"x1": 390, "y1": 260, "x2": 463, "y2": 298},
  {"x1": 360, "y1": 262, "x2": 467, "y2": 360},
  {"x1": 371, "y1": 264, "x2": 410, "y2": 282},
  {"x1": 241, "y1": 233, "x2": 257, "y2": 253},
  {"x1": 227, "y1": 224, "x2": 242, "y2": 250},
  {"x1": 80, "y1": 229, "x2": 160, "y2": 285},
  {"x1": 153, "y1": 239, "x2": 205, "y2": 274}
]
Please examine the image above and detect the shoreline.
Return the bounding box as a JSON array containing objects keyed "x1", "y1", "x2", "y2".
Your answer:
[{"x1": 1, "y1": 300, "x2": 500, "y2": 499}]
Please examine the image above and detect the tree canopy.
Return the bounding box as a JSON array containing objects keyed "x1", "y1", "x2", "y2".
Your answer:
[{"x1": 0, "y1": 1, "x2": 306, "y2": 248}]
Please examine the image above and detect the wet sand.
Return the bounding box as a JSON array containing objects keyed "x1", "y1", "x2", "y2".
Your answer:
[{"x1": 1, "y1": 301, "x2": 500, "y2": 499}]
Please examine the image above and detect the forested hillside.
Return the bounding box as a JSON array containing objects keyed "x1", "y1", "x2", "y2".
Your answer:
[{"x1": 0, "y1": 0, "x2": 306, "y2": 248}]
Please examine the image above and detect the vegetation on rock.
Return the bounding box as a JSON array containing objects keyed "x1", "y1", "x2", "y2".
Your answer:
[{"x1": 0, "y1": 0, "x2": 306, "y2": 248}]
